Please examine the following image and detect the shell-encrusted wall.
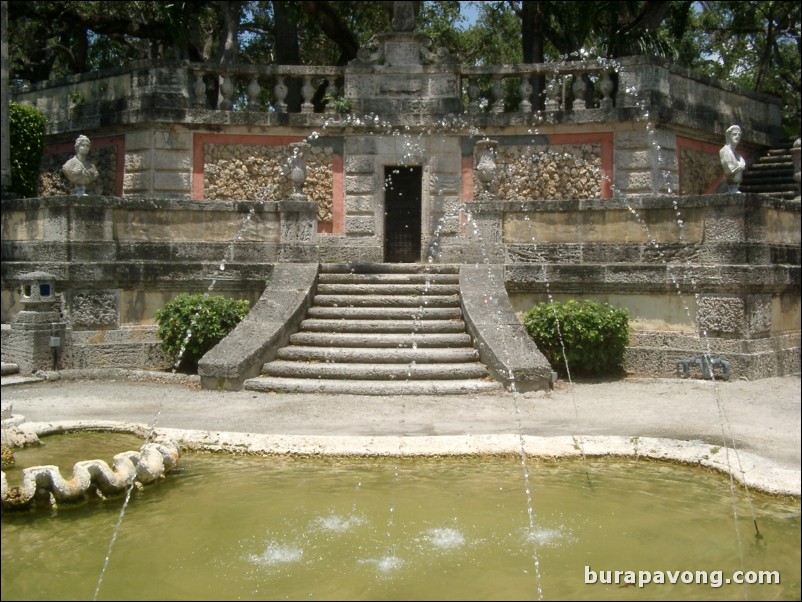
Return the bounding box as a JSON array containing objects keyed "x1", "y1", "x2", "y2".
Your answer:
[
  {"x1": 680, "y1": 146, "x2": 721, "y2": 195},
  {"x1": 203, "y1": 143, "x2": 333, "y2": 223},
  {"x1": 487, "y1": 144, "x2": 602, "y2": 201}
]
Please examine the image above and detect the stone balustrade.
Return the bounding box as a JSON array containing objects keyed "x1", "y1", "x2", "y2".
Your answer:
[
  {"x1": 460, "y1": 60, "x2": 618, "y2": 114},
  {"x1": 187, "y1": 63, "x2": 346, "y2": 113},
  {"x1": 14, "y1": 58, "x2": 618, "y2": 121}
]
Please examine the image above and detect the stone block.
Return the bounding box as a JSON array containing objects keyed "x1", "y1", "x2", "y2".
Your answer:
[
  {"x1": 345, "y1": 194, "x2": 376, "y2": 213},
  {"x1": 344, "y1": 174, "x2": 376, "y2": 194},
  {"x1": 153, "y1": 172, "x2": 191, "y2": 193},
  {"x1": 344, "y1": 216, "x2": 375, "y2": 236},
  {"x1": 69, "y1": 291, "x2": 119, "y2": 329},
  {"x1": 697, "y1": 295, "x2": 745, "y2": 337},
  {"x1": 344, "y1": 155, "x2": 375, "y2": 173},
  {"x1": 125, "y1": 130, "x2": 154, "y2": 151}
]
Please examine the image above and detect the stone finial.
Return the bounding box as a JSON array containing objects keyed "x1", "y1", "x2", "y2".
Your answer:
[
  {"x1": 384, "y1": 1, "x2": 420, "y2": 32},
  {"x1": 719, "y1": 125, "x2": 746, "y2": 194},
  {"x1": 61, "y1": 134, "x2": 98, "y2": 195}
]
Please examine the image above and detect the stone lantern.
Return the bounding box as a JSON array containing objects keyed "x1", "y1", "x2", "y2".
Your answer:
[{"x1": 6, "y1": 272, "x2": 64, "y2": 373}]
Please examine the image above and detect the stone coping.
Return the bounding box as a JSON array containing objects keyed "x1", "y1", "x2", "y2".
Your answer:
[{"x1": 9, "y1": 420, "x2": 800, "y2": 499}]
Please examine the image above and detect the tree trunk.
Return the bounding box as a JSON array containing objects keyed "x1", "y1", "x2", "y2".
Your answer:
[{"x1": 521, "y1": 0, "x2": 546, "y2": 111}]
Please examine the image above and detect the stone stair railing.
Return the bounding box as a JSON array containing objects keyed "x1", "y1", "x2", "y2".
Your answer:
[
  {"x1": 1, "y1": 438, "x2": 180, "y2": 511},
  {"x1": 244, "y1": 263, "x2": 505, "y2": 395}
]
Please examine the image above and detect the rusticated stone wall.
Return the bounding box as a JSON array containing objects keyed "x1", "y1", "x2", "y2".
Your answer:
[{"x1": 203, "y1": 143, "x2": 334, "y2": 223}]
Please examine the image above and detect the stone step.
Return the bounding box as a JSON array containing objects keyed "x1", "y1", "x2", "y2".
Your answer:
[
  {"x1": 244, "y1": 376, "x2": 503, "y2": 395},
  {"x1": 318, "y1": 272, "x2": 460, "y2": 285},
  {"x1": 312, "y1": 294, "x2": 460, "y2": 308},
  {"x1": 262, "y1": 360, "x2": 491, "y2": 380},
  {"x1": 750, "y1": 155, "x2": 794, "y2": 169},
  {"x1": 319, "y1": 263, "x2": 459, "y2": 275},
  {"x1": 742, "y1": 174, "x2": 794, "y2": 184},
  {"x1": 306, "y1": 306, "x2": 463, "y2": 320},
  {"x1": 739, "y1": 183, "x2": 799, "y2": 193},
  {"x1": 275, "y1": 346, "x2": 480, "y2": 363},
  {"x1": 316, "y1": 283, "x2": 460, "y2": 296},
  {"x1": 299, "y1": 318, "x2": 466, "y2": 333},
  {"x1": 251, "y1": 263, "x2": 502, "y2": 395},
  {"x1": 288, "y1": 331, "x2": 473, "y2": 348}
]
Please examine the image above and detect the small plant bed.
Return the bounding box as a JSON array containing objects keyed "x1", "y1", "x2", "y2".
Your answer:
[
  {"x1": 155, "y1": 293, "x2": 250, "y2": 373},
  {"x1": 523, "y1": 299, "x2": 630, "y2": 379}
]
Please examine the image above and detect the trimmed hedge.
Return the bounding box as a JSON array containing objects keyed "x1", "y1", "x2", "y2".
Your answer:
[
  {"x1": 155, "y1": 293, "x2": 250, "y2": 372},
  {"x1": 523, "y1": 299, "x2": 630, "y2": 378},
  {"x1": 9, "y1": 102, "x2": 47, "y2": 198}
]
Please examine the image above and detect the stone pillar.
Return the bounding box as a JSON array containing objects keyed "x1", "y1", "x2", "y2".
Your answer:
[
  {"x1": 278, "y1": 198, "x2": 319, "y2": 262},
  {"x1": 4, "y1": 272, "x2": 64, "y2": 373},
  {"x1": 461, "y1": 201, "x2": 504, "y2": 263}
]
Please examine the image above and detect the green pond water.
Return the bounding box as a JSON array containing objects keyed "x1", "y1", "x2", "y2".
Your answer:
[{"x1": 1, "y1": 432, "x2": 800, "y2": 601}]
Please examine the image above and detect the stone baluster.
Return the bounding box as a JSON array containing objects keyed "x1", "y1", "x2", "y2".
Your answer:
[
  {"x1": 491, "y1": 75, "x2": 505, "y2": 114},
  {"x1": 324, "y1": 80, "x2": 338, "y2": 113},
  {"x1": 219, "y1": 73, "x2": 234, "y2": 110},
  {"x1": 193, "y1": 71, "x2": 207, "y2": 109},
  {"x1": 518, "y1": 74, "x2": 533, "y2": 113},
  {"x1": 301, "y1": 76, "x2": 315, "y2": 114},
  {"x1": 466, "y1": 77, "x2": 480, "y2": 114},
  {"x1": 572, "y1": 73, "x2": 587, "y2": 110},
  {"x1": 273, "y1": 76, "x2": 288, "y2": 113},
  {"x1": 545, "y1": 73, "x2": 560, "y2": 111},
  {"x1": 599, "y1": 70, "x2": 614, "y2": 110},
  {"x1": 247, "y1": 77, "x2": 262, "y2": 109}
]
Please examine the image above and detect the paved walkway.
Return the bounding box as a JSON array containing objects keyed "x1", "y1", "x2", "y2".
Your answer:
[{"x1": 2, "y1": 369, "x2": 800, "y2": 496}]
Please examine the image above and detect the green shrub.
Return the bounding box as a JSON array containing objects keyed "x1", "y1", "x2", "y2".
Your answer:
[
  {"x1": 154, "y1": 293, "x2": 250, "y2": 372},
  {"x1": 9, "y1": 102, "x2": 47, "y2": 198},
  {"x1": 523, "y1": 299, "x2": 630, "y2": 378}
]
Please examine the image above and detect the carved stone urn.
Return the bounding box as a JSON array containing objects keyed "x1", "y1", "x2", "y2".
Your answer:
[
  {"x1": 475, "y1": 139, "x2": 498, "y2": 199},
  {"x1": 288, "y1": 141, "x2": 310, "y2": 195}
]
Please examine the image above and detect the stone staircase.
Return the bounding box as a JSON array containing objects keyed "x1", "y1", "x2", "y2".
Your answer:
[
  {"x1": 740, "y1": 140, "x2": 799, "y2": 199},
  {"x1": 243, "y1": 264, "x2": 504, "y2": 395}
]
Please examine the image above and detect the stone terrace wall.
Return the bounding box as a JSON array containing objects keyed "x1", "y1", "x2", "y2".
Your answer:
[
  {"x1": 492, "y1": 194, "x2": 801, "y2": 380},
  {"x1": 1, "y1": 196, "x2": 294, "y2": 371}
]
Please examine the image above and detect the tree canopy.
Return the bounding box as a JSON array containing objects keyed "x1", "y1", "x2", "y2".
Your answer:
[{"x1": 6, "y1": 1, "x2": 800, "y2": 134}]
